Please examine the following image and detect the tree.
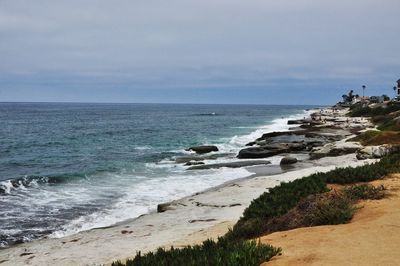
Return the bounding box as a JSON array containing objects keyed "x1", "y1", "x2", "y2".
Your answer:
[
  {"x1": 362, "y1": 85, "x2": 366, "y2": 98},
  {"x1": 382, "y1": 94, "x2": 390, "y2": 101}
]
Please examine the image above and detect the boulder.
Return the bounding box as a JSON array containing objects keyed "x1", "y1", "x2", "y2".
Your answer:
[
  {"x1": 237, "y1": 142, "x2": 307, "y2": 159},
  {"x1": 237, "y1": 147, "x2": 282, "y2": 159},
  {"x1": 356, "y1": 145, "x2": 400, "y2": 160},
  {"x1": 280, "y1": 156, "x2": 298, "y2": 165},
  {"x1": 310, "y1": 142, "x2": 362, "y2": 159},
  {"x1": 187, "y1": 160, "x2": 271, "y2": 170},
  {"x1": 157, "y1": 203, "x2": 175, "y2": 213},
  {"x1": 175, "y1": 153, "x2": 233, "y2": 163},
  {"x1": 287, "y1": 119, "x2": 307, "y2": 125},
  {"x1": 184, "y1": 161, "x2": 205, "y2": 166},
  {"x1": 186, "y1": 145, "x2": 218, "y2": 154}
]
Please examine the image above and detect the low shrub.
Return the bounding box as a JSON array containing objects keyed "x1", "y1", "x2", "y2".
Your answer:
[
  {"x1": 227, "y1": 154, "x2": 400, "y2": 240},
  {"x1": 343, "y1": 184, "x2": 386, "y2": 200},
  {"x1": 225, "y1": 175, "x2": 328, "y2": 240},
  {"x1": 306, "y1": 192, "x2": 356, "y2": 225},
  {"x1": 111, "y1": 238, "x2": 281, "y2": 266},
  {"x1": 350, "y1": 130, "x2": 400, "y2": 145},
  {"x1": 260, "y1": 192, "x2": 356, "y2": 234},
  {"x1": 349, "y1": 102, "x2": 400, "y2": 118}
]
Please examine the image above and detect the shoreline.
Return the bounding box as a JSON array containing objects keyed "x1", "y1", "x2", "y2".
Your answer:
[
  {"x1": 0, "y1": 106, "x2": 374, "y2": 265},
  {"x1": 0, "y1": 156, "x2": 376, "y2": 266}
]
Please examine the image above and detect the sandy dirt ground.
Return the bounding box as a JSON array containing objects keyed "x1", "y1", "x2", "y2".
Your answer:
[{"x1": 261, "y1": 174, "x2": 400, "y2": 266}]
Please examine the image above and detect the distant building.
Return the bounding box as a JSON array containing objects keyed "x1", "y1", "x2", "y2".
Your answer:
[
  {"x1": 352, "y1": 96, "x2": 369, "y2": 104},
  {"x1": 369, "y1": 96, "x2": 385, "y2": 104},
  {"x1": 397, "y1": 79, "x2": 400, "y2": 96}
]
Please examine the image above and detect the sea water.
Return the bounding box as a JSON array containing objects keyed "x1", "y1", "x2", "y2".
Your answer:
[{"x1": 0, "y1": 102, "x2": 311, "y2": 247}]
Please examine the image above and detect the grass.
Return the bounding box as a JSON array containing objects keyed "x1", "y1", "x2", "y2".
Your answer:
[{"x1": 111, "y1": 238, "x2": 281, "y2": 266}]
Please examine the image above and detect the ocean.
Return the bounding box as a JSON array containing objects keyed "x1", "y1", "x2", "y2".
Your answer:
[{"x1": 0, "y1": 102, "x2": 311, "y2": 247}]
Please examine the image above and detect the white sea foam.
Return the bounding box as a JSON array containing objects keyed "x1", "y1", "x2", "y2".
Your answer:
[
  {"x1": 2, "y1": 109, "x2": 311, "y2": 243},
  {"x1": 51, "y1": 110, "x2": 310, "y2": 238},
  {"x1": 215, "y1": 110, "x2": 310, "y2": 155},
  {"x1": 0, "y1": 180, "x2": 14, "y2": 194},
  {"x1": 51, "y1": 167, "x2": 251, "y2": 238}
]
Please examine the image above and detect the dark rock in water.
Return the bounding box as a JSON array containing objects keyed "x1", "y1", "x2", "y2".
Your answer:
[
  {"x1": 238, "y1": 142, "x2": 307, "y2": 159},
  {"x1": 157, "y1": 203, "x2": 175, "y2": 213},
  {"x1": 257, "y1": 130, "x2": 310, "y2": 141},
  {"x1": 187, "y1": 160, "x2": 271, "y2": 170},
  {"x1": 175, "y1": 156, "x2": 205, "y2": 163},
  {"x1": 280, "y1": 156, "x2": 298, "y2": 165},
  {"x1": 184, "y1": 161, "x2": 205, "y2": 166},
  {"x1": 246, "y1": 141, "x2": 256, "y2": 146},
  {"x1": 287, "y1": 119, "x2": 309, "y2": 125},
  {"x1": 237, "y1": 147, "x2": 281, "y2": 159},
  {"x1": 186, "y1": 145, "x2": 219, "y2": 154}
]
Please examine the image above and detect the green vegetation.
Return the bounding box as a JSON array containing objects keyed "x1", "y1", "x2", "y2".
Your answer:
[
  {"x1": 225, "y1": 175, "x2": 328, "y2": 240},
  {"x1": 350, "y1": 130, "x2": 400, "y2": 145},
  {"x1": 227, "y1": 154, "x2": 400, "y2": 240},
  {"x1": 113, "y1": 154, "x2": 400, "y2": 266},
  {"x1": 258, "y1": 192, "x2": 356, "y2": 234},
  {"x1": 111, "y1": 238, "x2": 281, "y2": 266},
  {"x1": 349, "y1": 102, "x2": 400, "y2": 118},
  {"x1": 349, "y1": 102, "x2": 400, "y2": 131},
  {"x1": 343, "y1": 184, "x2": 386, "y2": 200},
  {"x1": 302, "y1": 192, "x2": 356, "y2": 226}
]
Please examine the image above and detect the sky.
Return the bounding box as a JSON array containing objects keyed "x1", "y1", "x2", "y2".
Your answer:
[{"x1": 0, "y1": 0, "x2": 399, "y2": 105}]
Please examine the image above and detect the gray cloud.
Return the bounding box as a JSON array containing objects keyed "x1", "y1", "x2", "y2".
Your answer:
[{"x1": 0, "y1": 0, "x2": 399, "y2": 102}]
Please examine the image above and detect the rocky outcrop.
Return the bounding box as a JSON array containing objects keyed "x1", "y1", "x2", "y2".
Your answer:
[
  {"x1": 310, "y1": 142, "x2": 363, "y2": 160},
  {"x1": 175, "y1": 153, "x2": 233, "y2": 163},
  {"x1": 238, "y1": 142, "x2": 307, "y2": 159},
  {"x1": 184, "y1": 161, "x2": 205, "y2": 166},
  {"x1": 280, "y1": 156, "x2": 298, "y2": 165},
  {"x1": 356, "y1": 145, "x2": 400, "y2": 160},
  {"x1": 187, "y1": 160, "x2": 271, "y2": 170},
  {"x1": 186, "y1": 145, "x2": 218, "y2": 154},
  {"x1": 237, "y1": 147, "x2": 281, "y2": 159}
]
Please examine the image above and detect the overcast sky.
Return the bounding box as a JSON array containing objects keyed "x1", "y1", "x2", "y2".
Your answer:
[{"x1": 0, "y1": 0, "x2": 399, "y2": 104}]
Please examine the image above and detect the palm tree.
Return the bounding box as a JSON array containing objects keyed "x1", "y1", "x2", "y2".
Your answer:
[{"x1": 362, "y1": 85, "x2": 366, "y2": 98}]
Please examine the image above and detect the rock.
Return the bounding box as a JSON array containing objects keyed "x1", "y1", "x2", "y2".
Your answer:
[
  {"x1": 280, "y1": 156, "x2": 298, "y2": 165},
  {"x1": 257, "y1": 130, "x2": 309, "y2": 141},
  {"x1": 186, "y1": 145, "x2": 218, "y2": 154},
  {"x1": 310, "y1": 142, "x2": 362, "y2": 159},
  {"x1": 157, "y1": 203, "x2": 175, "y2": 213},
  {"x1": 287, "y1": 119, "x2": 306, "y2": 125},
  {"x1": 237, "y1": 142, "x2": 307, "y2": 159},
  {"x1": 187, "y1": 160, "x2": 271, "y2": 170},
  {"x1": 237, "y1": 147, "x2": 282, "y2": 159},
  {"x1": 175, "y1": 153, "x2": 233, "y2": 163},
  {"x1": 356, "y1": 145, "x2": 400, "y2": 160},
  {"x1": 184, "y1": 161, "x2": 205, "y2": 166}
]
